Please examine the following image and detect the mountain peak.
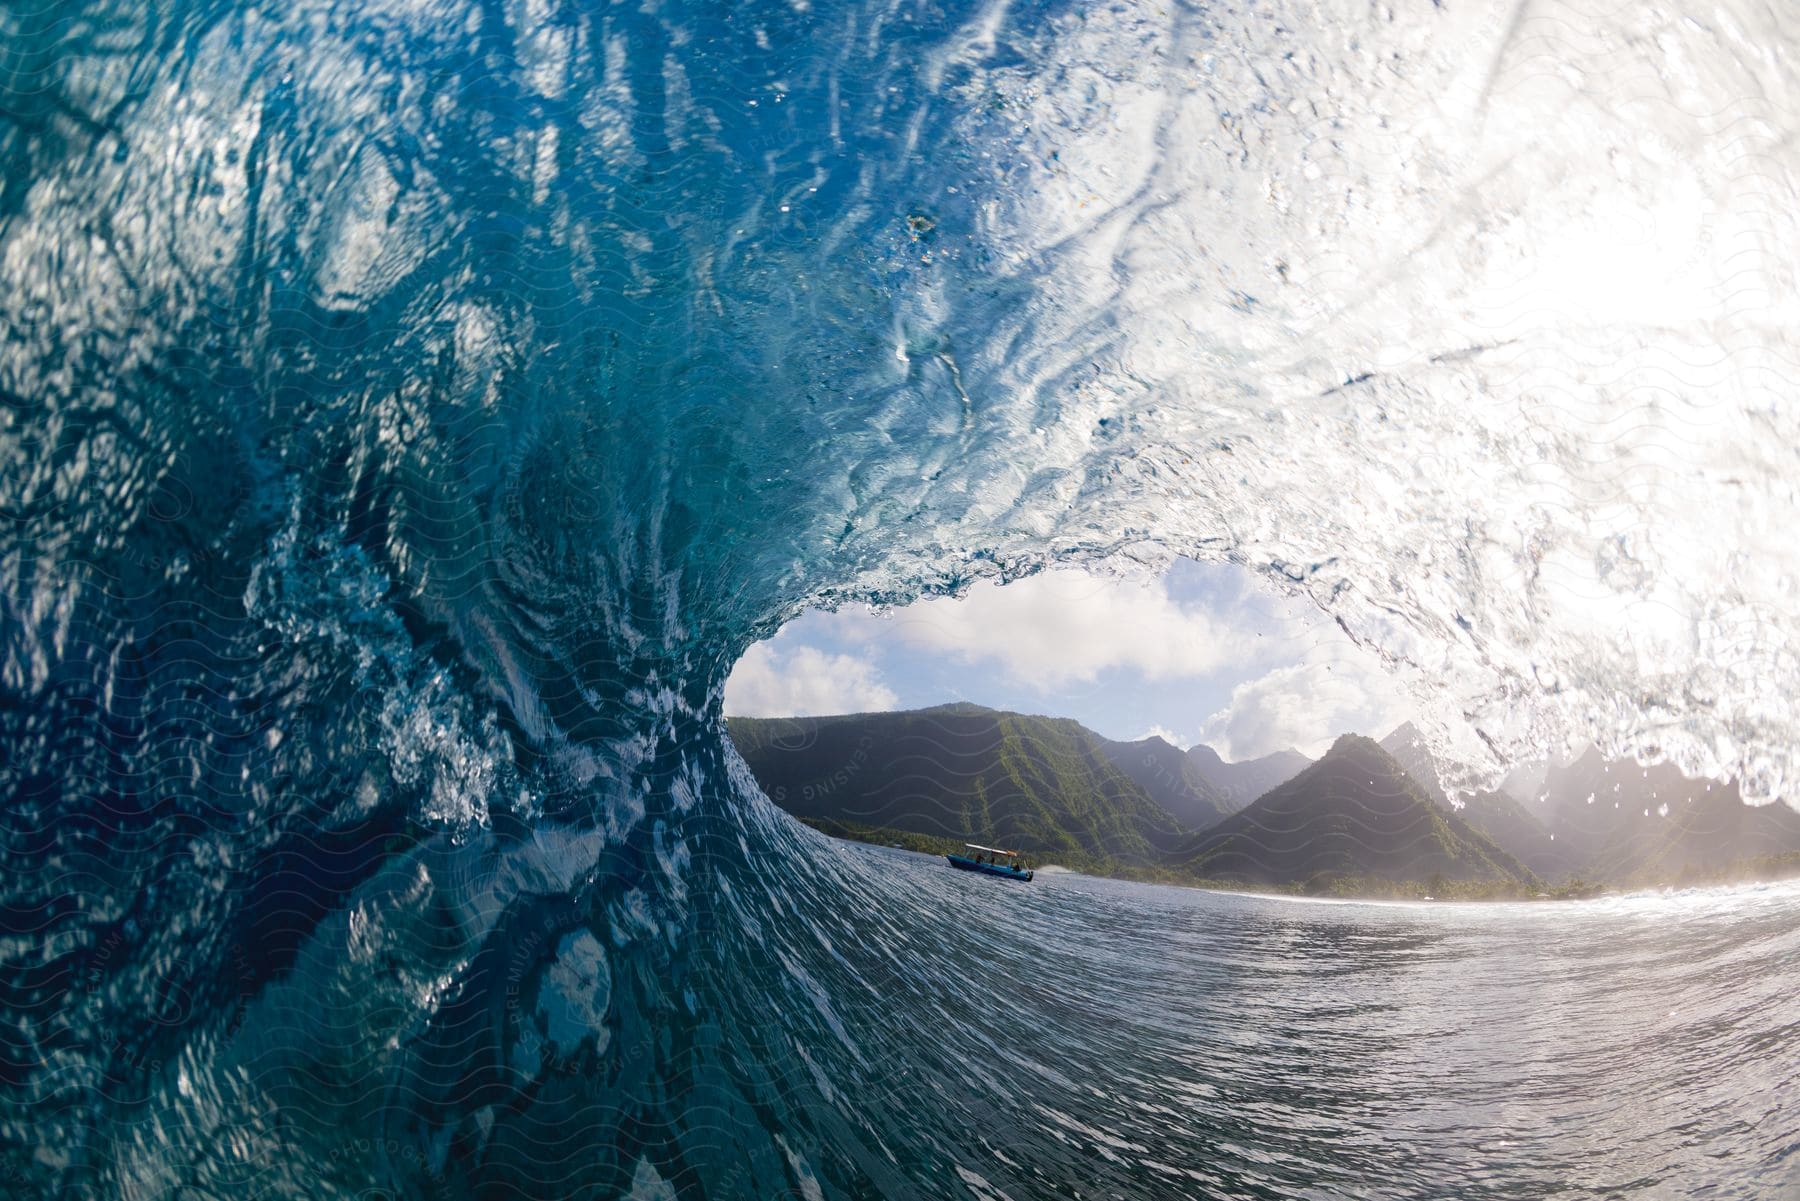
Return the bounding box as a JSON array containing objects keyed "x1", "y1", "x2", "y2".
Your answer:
[
  {"x1": 1184, "y1": 743, "x2": 1313, "y2": 813},
  {"x1": 1174, "y1": 733, "x2": 1531, "y2": 890},
  {"x1": 1380, "y1": 721, "x2": 1426, "y2": 747},
  {"x1": 919, "y1": 700, "x2": 997, "y2": 716}
]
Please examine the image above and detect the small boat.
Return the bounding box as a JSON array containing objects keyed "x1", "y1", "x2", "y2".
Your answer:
[{"x1": 945, "y1": 843, "x2": 1034, "y2": 882}]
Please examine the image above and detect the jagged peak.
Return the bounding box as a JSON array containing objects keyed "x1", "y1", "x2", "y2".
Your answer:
[
  {"x1": 1188, "y1": 742, "x2": 1309, "y2": 767},
  {"x1": 1380, "y1": 720, "x2": 1426, "y2": 747},
  {"x1": 1323, "y1": 731, "x2": 1387, "y2": 757}
]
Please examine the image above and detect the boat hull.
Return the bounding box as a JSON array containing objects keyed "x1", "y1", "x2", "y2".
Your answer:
[{"x1": 945, "y1": 854, "x2": 1033, "y2": 882}]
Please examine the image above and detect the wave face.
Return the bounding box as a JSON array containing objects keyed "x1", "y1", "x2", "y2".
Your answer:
[{"x1": 2, "y1": 0, "x2": 1798, "y2": 1196}]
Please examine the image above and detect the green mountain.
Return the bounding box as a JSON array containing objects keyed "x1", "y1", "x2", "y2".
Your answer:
[
  {"x1": 1185, "y1": 743, "x2": 1311, "y2": 813},
  {"x1": 1532, "y1": 750, "x2": 1800, "y2": 883},
  {"x1": 1449, "y1": 791, "x2": 1576, "y2": 880},
  {"x1": 1378, "y1": 722, "x2": 1454, "y2": 805},
  {"x1": 1597, "y1": 781, "x2": 1800, "y2": 883},
  {"x1": 1169, "y1": 735, "x2": 1534, "y2": 892},
  {"x1": 1400, "y1": 735, "x2": 1800, "y2": 884},
  {"x1": 731, "y1": 703, "x2": 1798, "y2": 895},
  {"x1": 1096, "y1": 734, "x2": 1232, "y2": 830},
  {"x1": 1381, "y1": 723, "x2": 1575, "y2": 879},
  {"x1": 727, "y1": 704, "x2": 1190, "y2": 871}
]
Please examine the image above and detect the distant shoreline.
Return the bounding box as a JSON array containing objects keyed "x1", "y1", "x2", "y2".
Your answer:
[{"x1": 802, "y1": 816, "x2": 1800, "y2": 903}]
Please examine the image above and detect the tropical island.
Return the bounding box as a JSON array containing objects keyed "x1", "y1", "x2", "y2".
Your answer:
[{"x1": 729, "y1": 703, "x2": 1800, "y2": 900}]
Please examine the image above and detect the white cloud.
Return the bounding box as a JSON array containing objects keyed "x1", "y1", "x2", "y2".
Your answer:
[
  {"x1": 842, "y1": 570, "x2": 1280, "y2": 690},
  {"x1": 1199, "y1": 658, "x2": 1412, "y2": 760},
  {"x1": 723, "y1": 643, "x2": 897, "y2": 718},
  {"x1": 729, "y1": 562, "x2": 1419, "y2": 755},
  {"x1": 1140, "y1": 724, "x2": 1191, "y2": 749}
]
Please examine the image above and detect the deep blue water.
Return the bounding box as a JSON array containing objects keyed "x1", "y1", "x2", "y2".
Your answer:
[{"x1": 5, "y1": 0, "x2": 1800, "y2": 1196}]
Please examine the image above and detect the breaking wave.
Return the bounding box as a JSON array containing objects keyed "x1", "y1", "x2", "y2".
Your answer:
[{"x1": 3, "y1": 0, "x2": 1798, "y2": 1196}]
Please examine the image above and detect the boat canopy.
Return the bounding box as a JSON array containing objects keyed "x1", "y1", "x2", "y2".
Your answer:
[{"x1": 963, "y1": 843, "x2": 1021, "y2": 857}]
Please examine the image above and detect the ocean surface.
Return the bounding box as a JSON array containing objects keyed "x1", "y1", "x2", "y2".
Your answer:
[
  {"x1": 814, "y1": 848, "x2": 1800, "y2": 1200},
  {"x1": 5, "y1": 0, "x2": 1800, "y2": 1196}
]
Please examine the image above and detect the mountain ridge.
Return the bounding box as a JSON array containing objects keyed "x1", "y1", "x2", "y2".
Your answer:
[
  {"x1": 1171, "y1": 734, "x2": 1534, "y2": 892},
  {"x1": 1096, "y1": 734, "x2": 1233, "y2": 831},
  {"x1": 728, "y1": 704, "x2": 1800, "y2": 895},
  {"x1": 727, "y1": 706, "x2": 1190, "y2": 872},
  {"x1": 1184, "y1": 743, "x2": 1312, "y2": 813}
]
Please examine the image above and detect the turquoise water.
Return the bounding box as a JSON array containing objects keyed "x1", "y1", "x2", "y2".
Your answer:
[{"x1": 4, "y1": 0, "x2": 1800, "y2": 1195}]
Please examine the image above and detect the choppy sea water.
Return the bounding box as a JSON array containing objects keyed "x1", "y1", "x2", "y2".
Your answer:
[
  {"x1": 5, "y1": 0, "x2": 1800, "y2": 1195},
  {"x1": 789, "y1": 844, "x2": 1800, "y2": 1200}
]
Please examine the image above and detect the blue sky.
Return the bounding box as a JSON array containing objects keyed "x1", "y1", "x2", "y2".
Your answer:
[{"x1": 725, "y1": 559, "x2": 1416, "y2": 759}]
